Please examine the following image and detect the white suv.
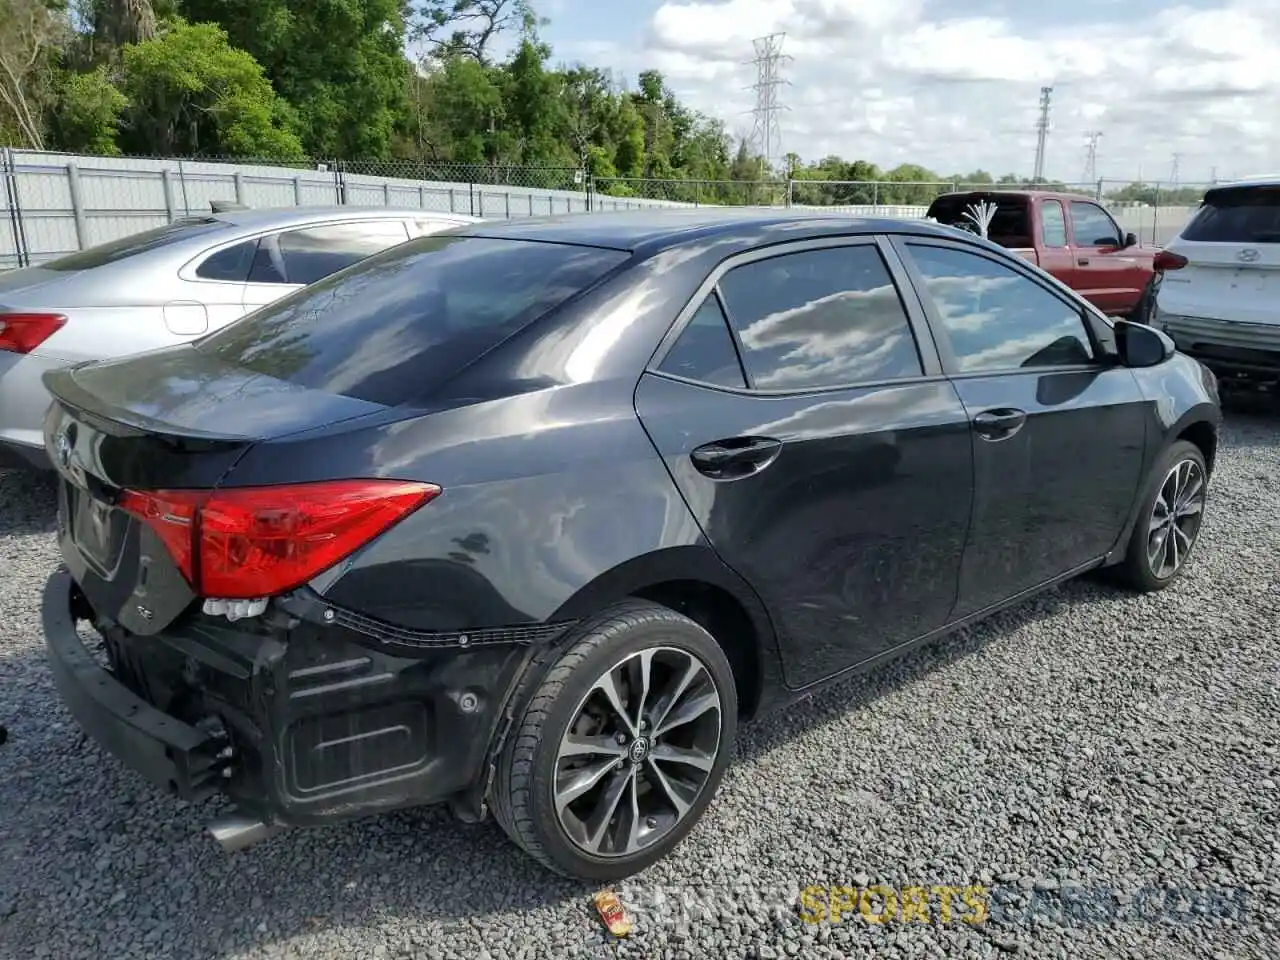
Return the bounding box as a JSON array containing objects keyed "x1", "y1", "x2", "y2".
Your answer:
[{"x1": 1150, "y1": 176, "x2": 1280, "y2": 387}]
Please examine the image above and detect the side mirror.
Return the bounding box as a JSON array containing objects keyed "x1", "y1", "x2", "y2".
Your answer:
[
  {"x1": 1124, "y1": 232, "x2": 1138, "y2": 248},
  {"x1": 1113, "y1": 318, "x2": 1174, "y2": 368}
]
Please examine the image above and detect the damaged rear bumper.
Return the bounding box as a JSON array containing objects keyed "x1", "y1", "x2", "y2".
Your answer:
[{"x1": 41, "y1": 566, "x2": 548, "y2": 834}]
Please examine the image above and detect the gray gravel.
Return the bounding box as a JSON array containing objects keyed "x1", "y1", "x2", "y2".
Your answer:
[{"x1": 3, "y1": 408, "x2": 1280, "y2": 960}]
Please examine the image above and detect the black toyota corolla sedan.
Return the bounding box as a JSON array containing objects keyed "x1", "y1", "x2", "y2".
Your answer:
[{"x1": 39, "y1": 210, "x2": 1221, "y2": 880}]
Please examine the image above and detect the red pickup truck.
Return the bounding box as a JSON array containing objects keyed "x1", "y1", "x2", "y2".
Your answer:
[{"x1": 924, "y1": 190, "x2": 1158, "y2": 320}]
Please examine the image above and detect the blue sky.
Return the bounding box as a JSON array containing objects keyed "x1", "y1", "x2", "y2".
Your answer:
[{"x1": 493, "y1": 0, "x2": 1278, "y2": 184}]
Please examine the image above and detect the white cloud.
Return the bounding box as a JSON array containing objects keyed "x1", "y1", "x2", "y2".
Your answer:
[{"x1": 558, "y1": 0, "x2": 1280, "y2": 183}]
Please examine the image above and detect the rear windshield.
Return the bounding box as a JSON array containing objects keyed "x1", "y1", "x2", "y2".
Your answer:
[
  {"x1": 194, "y1": 235, "x2": 629, "y2": 406},
  {"x1": 926, "y1": 196, "x2": 1033, "y2": 246},
  {"x1": 42, "y1": 218, "x2": 231, "y2": 271},
  {"x1": 1181, "y1": 186, "x2": 1280, "y2": 243}
]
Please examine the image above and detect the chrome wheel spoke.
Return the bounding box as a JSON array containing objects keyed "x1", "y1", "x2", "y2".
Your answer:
[
  {"x1": 645, "y1": 756, "x2": 692, "y2": 818},
  {"x1": 593, "y1": 669, "x2": 638, "y2": 738},
  {"x1": 560, "y1": 734, "x2": 628, "y2": 760},
  {"x1": 582, "y1": 766, "x2": 634, "y2": 853},
  {"x1": 556, "y1": 757, "x2": 623, "y2": 811},
  {"x1": 654, "y1": 689, "x2": 719, "y2": 737},
  {"x1": 629, "y1": 648, "x2": 655, "y2": 732},
  {"x1": 1147, "y1": 459, "x2": 1206, "y2": 579},
  {"x1": 650, "y1": 741, "x2": 716, "y2": 772}
]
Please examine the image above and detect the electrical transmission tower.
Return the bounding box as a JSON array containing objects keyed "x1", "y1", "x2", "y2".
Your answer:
[
  {"x1": 746, "y1": 33, "x2": 791, "y2": 175},
  {"x1": 1170, "y1": 153, "x2": 1182, "y2": 187},
  {"x1": 1083, "y1": 131, "x2": 1102, "y2": 184},
  {"x1": 1032, "y1": 86, "x2": 1053, "y2": 183}
]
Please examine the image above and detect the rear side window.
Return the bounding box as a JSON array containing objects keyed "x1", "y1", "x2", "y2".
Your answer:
[
  {"x1": 1041, "y1": 201, "x2": 1067, "y2": 247},
  {"x1": 42, "y1": 218, "x2": 232, "y2": 271},
  {"x1": 716, "y1": 246, "x2": 922, "y2": 390},
  {"x1": 275, "y1": 221, "x2": 411, "y2": 285},
  {"x1": 196, "y1": 240, "x2": 258, "y2": 281},
  {"x1": 195, "y1": 236, "x2": 629, "y2": 406},
  {"x1": 657, "y1": 295, "x2": 747, "y2": 388},
  {"x1": 1182, "y1": 186, "x2": 1280, "y2": 242}
]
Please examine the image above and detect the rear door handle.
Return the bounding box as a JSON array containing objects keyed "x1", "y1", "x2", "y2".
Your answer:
[
  {"x1": 972, "y1": 407, "x2": 1027, "y2": 441},
  {"x1": 690, "y1": 436, "x2": 782, "y2": 479}
]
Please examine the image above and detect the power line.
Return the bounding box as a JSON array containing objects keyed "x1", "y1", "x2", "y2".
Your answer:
[
  {"x1": 746, "y1": 33, "x2": 791, "y2": 174},
  {"x1": 1032, "y1": 86, "x2": 1053, "y2": 183},
  {"x1": 1083, "y1": 131, "x2": 1102, "y2": 184}
]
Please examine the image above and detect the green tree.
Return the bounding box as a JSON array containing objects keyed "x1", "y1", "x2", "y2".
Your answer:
[
  {"x1": 412, "y1": 0, "x2": 538, "y2": 65},
  {"x1": 180, "y1": 0, "x2": 411, "y2": 158},
  {"x1": 0, "y1": 0, "x2": 68, "y2": 149},
  {"x1": 48, "y1": 65, "x2": 126, "y2": 152},
  {"x1": 117, "y1": 20, "x2": 304, "y2": 158}
]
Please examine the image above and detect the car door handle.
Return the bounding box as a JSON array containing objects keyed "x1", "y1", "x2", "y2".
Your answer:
[
  {"x1": 972, "y1": 408, "x2": 1027, "y2": 441},
  {"x1": 1077, "y1": 257, "x2": 1090, "y2": 265},
  {"x1": 690, "y1": 436, "x2": 782, "y2": 478}
]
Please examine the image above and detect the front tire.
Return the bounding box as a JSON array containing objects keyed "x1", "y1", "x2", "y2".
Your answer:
[
  {"x1": 1113, "y1": 440, "x2": 1208, "y2": 592},
  {"x1": 491, "y1": 600, "x2": 738, "y2": 880}
]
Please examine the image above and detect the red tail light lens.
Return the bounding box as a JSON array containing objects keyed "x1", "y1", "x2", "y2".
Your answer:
[
  {"x1": 0, "y1": 312, "x2": 67, "y2": 353},
  {"x1": 120, "y1": 479, "x2": 439, "y2": 599},
  {"x1": 1153, "y1": 250, "x2": 1188, "y2": 272}
]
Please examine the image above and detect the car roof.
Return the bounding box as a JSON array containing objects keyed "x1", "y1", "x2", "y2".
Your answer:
[
  {"x1": 931, "y1": 189, "x2": 1098, "y2": 203},
  {"x1": 202, "y1": 205, "x2": 478, "y2": 231},
  {"x1": 1206, "y1": 175, "x2": 1280, "y2": 191},
  {"x1": 452, "y1": 208, "x2": 973, "y2": 255}
]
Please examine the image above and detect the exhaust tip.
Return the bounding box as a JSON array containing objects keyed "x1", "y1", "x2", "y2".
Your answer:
[{"x1": 208, "y1": 813, "x2": 284, "y2": 853}]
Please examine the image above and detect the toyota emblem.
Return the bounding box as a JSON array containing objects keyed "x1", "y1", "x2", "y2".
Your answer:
[
  {"x1": 54, "y1": 425, "x2": 72, "y2": 469},
  {"x1": 1237, "y1": 247, "x2": 1261, "y2": 263}
]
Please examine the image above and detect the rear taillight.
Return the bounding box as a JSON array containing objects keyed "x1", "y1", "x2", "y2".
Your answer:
[
  {"x1": 1153, "y1": 251, "x2": 1188, "y2": 272},
  {"x1": 0, "y1": 312, "x2": 67, "y2": 353},
  {"x1": 120, "y1": 479, "x2": 439, "y2": 599}
]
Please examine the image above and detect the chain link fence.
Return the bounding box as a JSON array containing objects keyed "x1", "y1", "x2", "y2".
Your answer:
[{"x1": 0, "y1": 148, "x2": 1218, "y2": 269}]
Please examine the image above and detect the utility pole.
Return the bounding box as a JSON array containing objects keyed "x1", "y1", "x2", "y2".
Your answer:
[
  {"x1": 1032, "y1": 86, "x2": 1053, "y2": 183},
  {"x1": 746, "y1": 34, "x2": 791, "y2": 177},
  {"x1": 1083, "y1": 130, "x2": 1102, "y2": 184},
  {"x1": 1170, "y1": 152, "x2": 1182, "y2": 187}
]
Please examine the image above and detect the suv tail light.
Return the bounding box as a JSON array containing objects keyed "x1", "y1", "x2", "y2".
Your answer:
[
  {"x1": 0, "y1": 312, "x2": 67, "y2": 353},
  {"x1": 120, "y1": 479, "x2": 439, "y2": 599},
  {"x1": 1153, "y1": 250, "x2": 1188, "y2": 272}
]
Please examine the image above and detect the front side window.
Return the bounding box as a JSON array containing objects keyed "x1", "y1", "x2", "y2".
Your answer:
[
  {"x1": 1069, "y1": 201, "x2": 1122, "y2": 247},
  {"x1": 906, "y1": 244, "x2": 1095, "y2": 373},
  {"x1": 716, "y1": 245, "x2": 923, "y2": 390}
]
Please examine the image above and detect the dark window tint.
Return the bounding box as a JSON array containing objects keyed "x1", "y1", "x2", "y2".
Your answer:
[
  {"x1": 42, "y1": 218, "x2": 231, "y2": 271},
  {"x1": 248, "y1": 241, "x2": 287, "y2": 284},
  {"x1": 1181, "y1": 186, "x2": 1280, "y2": 242},
  {"x1": 195, "y1": 236, "x2": 629, "y2": 406},
  {"x1": 717, "y1": 246, "x2": 922, "y2": 390},
  {"x1": 1069, "y1": 201, "x2": 1121, "y2": 247},
  {"x1": 1041, "y1": 201, "x2": 1067, "y2": 247},
  {"x1": 926, "y1": 197, "x2": 1033, "y2": 245},
  {"x1": 276, "y1": 221, "x2": 411, "y2": 285},
  {"x1": 657, "y1": 295, "x2": 746, "y2": 388},
  {"x1": 907, "y1": 244, "x2": 1095, "y2": 373},
  {"x1": 196, "y1": 240, "x2": 258, "y2": 281}
]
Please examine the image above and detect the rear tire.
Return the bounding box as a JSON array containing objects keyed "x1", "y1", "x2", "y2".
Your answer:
[
  {"x1": 1112, "y1": 440, "x2": 1208, "y2": 592},
  {"x1": 491, "y1": 600, "x2": 738, "y2": 880},
  {"x1": 1129, "y1": 275, "x2": 1157, "y2": 324}
]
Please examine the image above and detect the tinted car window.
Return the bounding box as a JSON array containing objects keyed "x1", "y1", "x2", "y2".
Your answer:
[
  {"x1": 927, "y1": 197, "x2": 1033, "y2": 244},
  {"x1": 906, "y1": 244, "x2": 1095, "y2": 373},
  {"x1": 717, "y1": 246, "x2": 922, "y2": 390},
  {"x1": 195, "y1": 236, "x2": 629, "y2": 406},
  {"x1": 1069, "y1": 201, "x2": 1121, "y2": 246},
  {"x1": 1181, "y1": 186, "x2": 1280, "y2": 242},
  {"x1": 276, "y1": 221, "x2": 411, "y2": 285},
  {"x1": 196, "y1": 240, "x2": 258, "y2": 281},
  {"x1": 657, "y1": 295, "x2": 746, "y2": 388},
  {"x1": 1041, "y1": 200, "x2": 1068, "y2": 247},
  {"x1": 42, "y1": 218, "x2": 231, "y2": 271},
  {"x1": 248, "y1": 241, "x2": 288, "y2": 284}
]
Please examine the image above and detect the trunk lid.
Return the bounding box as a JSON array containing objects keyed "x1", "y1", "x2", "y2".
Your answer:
[
  {"x1": 1161, "y1": 184, "x2": 1280, "y2": 326},
  {"x1": 44, "y1": 344, "x2": 389, "y2": 635}
]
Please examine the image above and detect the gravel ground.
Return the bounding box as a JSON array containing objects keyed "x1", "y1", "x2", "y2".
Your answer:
[{"x1": 2, "y1": 406, "x2": 1280, "y2": 960}]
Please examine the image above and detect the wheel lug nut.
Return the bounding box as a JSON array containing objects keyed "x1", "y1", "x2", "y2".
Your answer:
[
  {"x1": 646, "y1": 816, "x2": 657, "y2": 828},
  {"x1": 615, "y1": 732, "x2": 627, "y2": 745}
]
